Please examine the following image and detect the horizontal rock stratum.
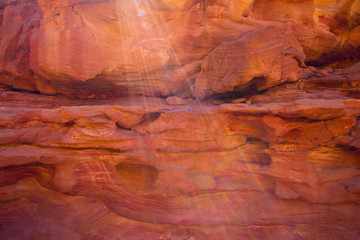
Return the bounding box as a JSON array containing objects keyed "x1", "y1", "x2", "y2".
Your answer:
[
  {"x1": 0, "y1": 0, "x2": 359, "y2": 98},
  {"x1": 1, "y1": 80, "x2": 360, "y2": 239},
  {"x1": 0, "y1": 0, "x2": 360, "y2": 239}
]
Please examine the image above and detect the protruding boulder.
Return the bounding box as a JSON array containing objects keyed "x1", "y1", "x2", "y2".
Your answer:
[{"x1": 195, "y1": 26, "x2": 305, "y2": 98}]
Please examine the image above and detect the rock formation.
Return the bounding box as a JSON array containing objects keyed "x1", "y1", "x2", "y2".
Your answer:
[{"x1": 0, "y1": 0, "x2": 360, "y2": 239}]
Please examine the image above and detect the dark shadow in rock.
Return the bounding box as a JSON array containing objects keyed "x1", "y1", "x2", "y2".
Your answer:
[
  {"x1": 0, "y1": 162, "x2": 55, "y2": 188},
  {"x1": 115, "y1": 163, "x2": 159, "y2": 193}
]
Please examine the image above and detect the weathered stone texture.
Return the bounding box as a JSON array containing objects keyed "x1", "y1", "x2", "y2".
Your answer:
[{"x1": 0, "y1": 0, "x2": 360, "y2": 239}]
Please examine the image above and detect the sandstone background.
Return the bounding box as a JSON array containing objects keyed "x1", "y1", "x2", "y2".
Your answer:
[{"x1": 0, "y1": 0, "x2": 359, "y2": 239}]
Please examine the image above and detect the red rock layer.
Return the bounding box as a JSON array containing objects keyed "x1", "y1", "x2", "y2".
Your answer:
[
  {"x1": 1, "y1": 74, "x2": 360, "y2": 239},
  {"x1": 0, "y1": 0, "x2": 359, "y2": 98},
  {"x1": 0, "y1": 0, "x2": 360, "y2": 239}
]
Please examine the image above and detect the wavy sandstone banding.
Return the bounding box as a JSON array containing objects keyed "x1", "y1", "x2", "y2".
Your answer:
[
  {"x1": 0, "y1": 86, "x2": 360, "y2": 238},
  {"x1": 194, "y1": 26, "x2": 306, "y2": 98},
  {"x1": 32, "y1": 0, "x2": 207, "y2": 96},
  {"x1": 0, "y1": 0, "x2": 360, "y2": 239},
  {"x1": 0, "y1": 0, "x2": 358, "y2": 97}
]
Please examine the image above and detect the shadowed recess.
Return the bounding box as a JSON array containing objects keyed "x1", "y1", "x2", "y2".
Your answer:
[
  {"x1": 0, "y1": 163, "x2": 55, "y2": 188},
  {"x1": 115, "y1": 162, "x2": 159, "y2": 192}
]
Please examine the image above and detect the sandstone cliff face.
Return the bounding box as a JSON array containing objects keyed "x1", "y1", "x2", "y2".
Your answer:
[
  {"x1": 0, "y1": 0, "x2": 359, "y2": 98},
  {"x1": 0, "y1": 0, "x2": 360, "y2": 239},
  {"x1": 1, "y1": 81, "x2": 360, "y2": 239}
]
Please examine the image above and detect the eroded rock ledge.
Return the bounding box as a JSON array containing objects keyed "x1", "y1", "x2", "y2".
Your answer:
[
  {"x1": 0, "y1": 77, "x2": 360, "y2": 238},
  {"x1": 0, "y1": 0, "x2": 359, "y2": 98}
]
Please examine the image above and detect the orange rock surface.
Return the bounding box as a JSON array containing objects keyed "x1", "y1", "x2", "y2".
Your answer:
[
  {"x1": 0, "y1": 0, "x2": 360, "y2": 239},
  {"x1": 0, "y1": 0, "x2": 359, "y2": 97}
]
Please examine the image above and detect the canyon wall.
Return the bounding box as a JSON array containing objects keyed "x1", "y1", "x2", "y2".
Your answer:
[
  {"x1": 1, "y1": 0, "x2": 359, "y2": 98},
  {"x1": 0, "y1": 0, "x2": 360, "y2": 239}
]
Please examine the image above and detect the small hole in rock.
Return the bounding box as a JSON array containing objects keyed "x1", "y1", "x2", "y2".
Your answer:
[
  {"x1": 64, "y1": 120, "x2": 75, "y2": 127},
  {"x1": 115, "y1": 122, "x2": 132, "y2": 131},
  {"x1": 115, "y1": 163, "x2": 159, "y2": 192}
]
